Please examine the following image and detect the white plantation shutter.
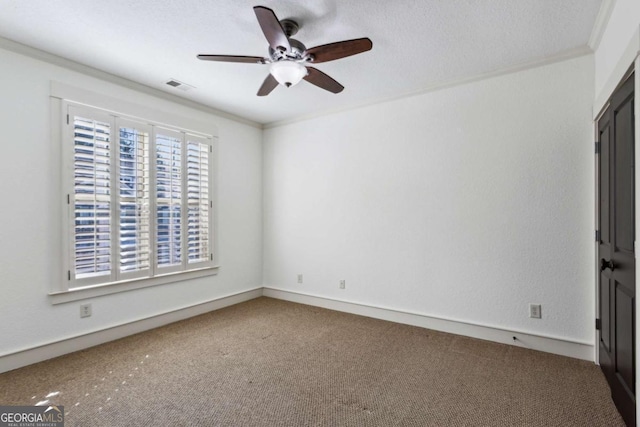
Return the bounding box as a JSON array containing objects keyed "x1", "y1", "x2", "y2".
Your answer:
[
  {"x1": 186, "y1": 135, "x2": 212, "y2": 265},
  {"x1": 155, "y1": 129, "x2": 184, "y2": 272},
  {"x1": 63, "y1": 102, "x2": 216, "y2": 293},
  {"x1": 117, "y1": 120, "x2": 151, "y2": 279},
  {"x1": 70, "y1": 107, "x2": 115, "y2": 285}
]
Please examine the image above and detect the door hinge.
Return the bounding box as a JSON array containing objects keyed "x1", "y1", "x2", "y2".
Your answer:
[
  {"x1": 596, "y1": 318, "x2": 601, "y2": 330},
  {"x1": 67, "y1": 270, "x2": 71, "y2": 281},
  {"x1": 595, "y1": 140, "x2": 600, "y2": 154},
  {"x1": 67, "y1": 114, "x2": 70, "y2": 125},
  {"x1": 67, "y1": 194, "x2": 70, "y2": 205},
  {"x1": 210, "y1": 145, "x2": 213, "y2": 153},
  {"x1": 595, "y1": 230, "x2": 600, "y2": 242}
]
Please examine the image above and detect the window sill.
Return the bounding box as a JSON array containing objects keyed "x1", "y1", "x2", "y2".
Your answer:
[{"x1": 49, "y1": 266, "x2": 220, "y2": 305}]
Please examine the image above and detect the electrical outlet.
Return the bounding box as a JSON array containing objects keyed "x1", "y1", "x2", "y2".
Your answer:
[
  {"x1": 297, "y1": 274, "x2": 303, "y2": 284},
  {"x1": 80, "y1": 303, "x2": 92, "y2": 318},
  {"x1": 339, "y1": 280, "x2": 346, "y2": 289},
  {"x1": 529, "y1": 304, "x2": 541, "y2": 319}
]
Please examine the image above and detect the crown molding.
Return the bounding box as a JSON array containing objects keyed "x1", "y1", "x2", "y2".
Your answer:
[
  {"x1": 588, "y1": 0, "x2": 616, "y2": 51},
  {"x1": 0, "y1": 36, "x2": 262, "y2": 129},
  {"x1": 264, "y1": 46, "x2": 592, "y2": 130}
]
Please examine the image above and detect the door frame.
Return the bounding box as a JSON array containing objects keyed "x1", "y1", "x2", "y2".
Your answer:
[{"x1": 593, "y1": 28, "x2": 640, "y2": 423}]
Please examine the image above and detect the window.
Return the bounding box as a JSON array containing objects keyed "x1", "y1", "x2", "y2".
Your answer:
[{"x1": 62, "y1": 103, "x2": 216, "y2": 292}]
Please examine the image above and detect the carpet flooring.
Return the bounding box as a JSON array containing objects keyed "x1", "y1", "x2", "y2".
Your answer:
[{"x1": 0, "y1": 297, "x2": 625, "y2": 426}]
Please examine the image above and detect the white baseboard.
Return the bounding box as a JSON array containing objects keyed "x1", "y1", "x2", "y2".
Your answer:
[
  {"x1": 263, "y1": 287, "x2": 595, "y2": 361},
  {"x1": 0, "y1": 285, "x2": 596, "y2": 374},
  {"x1": 0, "y1": 288, "x2": 263, "y2": 374}
]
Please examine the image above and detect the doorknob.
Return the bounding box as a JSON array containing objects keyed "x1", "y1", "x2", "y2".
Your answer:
[{"x1": 600, "y1": 258, "x2": 615, "y2": 272}]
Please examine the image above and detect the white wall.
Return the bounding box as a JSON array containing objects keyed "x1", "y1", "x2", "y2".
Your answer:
[
  {"x1": 594, "y1": 0, "x2": 640, "y2": 102},
  {"x1": 0, "y1": 46, "x2": 263, "y2": 357},
  {"x1": 0, "y1": 28, "x2": 605, "y2": 365},
  {"x1": 263, "y1": 55, "x2": 595, "y2": 344}
]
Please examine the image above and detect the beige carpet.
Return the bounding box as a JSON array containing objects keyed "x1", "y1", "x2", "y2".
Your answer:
[{"x1": 0, "y1": 297, "x2": 625, "y2": 426}]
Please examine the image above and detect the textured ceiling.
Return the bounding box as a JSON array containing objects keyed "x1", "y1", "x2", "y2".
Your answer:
[{"x1": 0, "y1": 0, "x2": 602, "y2": 125}]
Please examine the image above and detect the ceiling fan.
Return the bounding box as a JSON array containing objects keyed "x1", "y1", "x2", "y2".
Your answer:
[{"x1": 197, "y1": 6, "x2": 373, "y2": 96}]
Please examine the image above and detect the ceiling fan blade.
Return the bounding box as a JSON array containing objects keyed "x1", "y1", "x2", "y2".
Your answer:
[
  {"x1": 257, "y1": 74, "x2": 279, "y2": 96},
  {"x1": 197, "y1": 54, "x2": 266, "y2": 64},
  {"x1": 303, "y1": 67, "x2": 344, "y2": 94},
  {"x1": 254, "y1": 6, "x2": 291, "y2": 53},
  {"x1": 306, "y1": 38, "x2": 372, "y2": 63}
]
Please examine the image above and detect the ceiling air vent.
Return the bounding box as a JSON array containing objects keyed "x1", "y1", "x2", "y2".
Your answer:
[{"x1": 164, "y1": 79, "x2": 195, "y2": 92}]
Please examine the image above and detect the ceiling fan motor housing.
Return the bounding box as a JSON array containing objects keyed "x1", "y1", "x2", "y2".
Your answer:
[{"x1": 269, "y1": 38, "x2": 307, "y2": 62}]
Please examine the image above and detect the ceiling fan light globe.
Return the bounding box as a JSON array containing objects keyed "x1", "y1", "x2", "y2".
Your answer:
[{"x1": 270, "y1": 61, "x2": 307, "y2": 87}]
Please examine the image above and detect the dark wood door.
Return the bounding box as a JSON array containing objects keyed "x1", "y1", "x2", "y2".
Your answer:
[{"x1": 598, "y1": 73, "x2": 635, "y2": 427}]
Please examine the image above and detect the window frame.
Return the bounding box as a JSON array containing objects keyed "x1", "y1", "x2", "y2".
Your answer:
[{"x1": 51, "y1": 95, "x2": 218, "y2": 304}]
